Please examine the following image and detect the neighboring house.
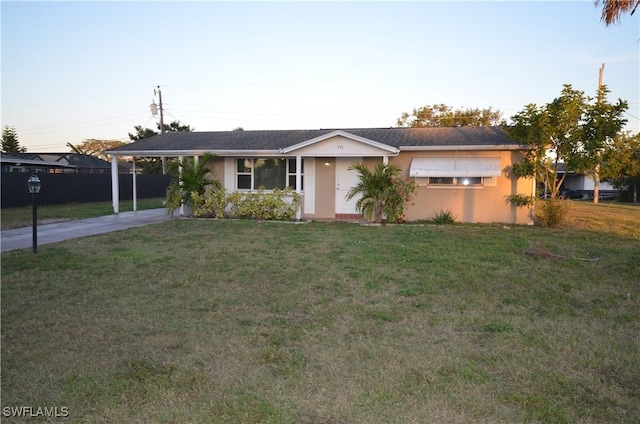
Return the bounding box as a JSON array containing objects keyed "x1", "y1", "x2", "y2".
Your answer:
[
  {"x1": 1, "y1": 153, "x2": 76, "y2": 173},
  {"x1": 1, "y1": 152, "x2": 127, "y2": 174},
  {"x1": 106, "y1": 126, "x2": 534, "y2": 224},
  {"x1": 554, "y1": 163, "x2": 619, "y2": 200}
]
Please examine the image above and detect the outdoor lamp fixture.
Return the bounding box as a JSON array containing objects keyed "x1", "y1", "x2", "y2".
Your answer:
[{"x1": 27, "y1": 173, "x2": 41, "y2": 253}]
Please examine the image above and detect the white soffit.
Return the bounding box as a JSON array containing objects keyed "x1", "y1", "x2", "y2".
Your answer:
[{"x1": 409, "y1": 157, "x2": 502, "y2": 177}]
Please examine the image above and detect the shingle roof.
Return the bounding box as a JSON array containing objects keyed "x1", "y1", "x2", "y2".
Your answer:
[
  {"x1": 107, "y1": 126, "x2": 523, "y2": 154},
  {"x1": 6, "y1": 153, "x2": 112, "y2": 169}
]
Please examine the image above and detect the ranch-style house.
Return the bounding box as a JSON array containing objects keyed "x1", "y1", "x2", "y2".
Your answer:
[{"x1": 106, "y1": 126, "x2": 534, "y2": 224}]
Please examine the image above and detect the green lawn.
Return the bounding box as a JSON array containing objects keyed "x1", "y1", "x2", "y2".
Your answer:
[{"x1": 1, "y1": 202, "x2": 639, "y2": 423}]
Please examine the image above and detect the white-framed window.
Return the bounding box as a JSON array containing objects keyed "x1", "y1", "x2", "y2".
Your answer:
[{"x1": 237, "y1": 158, "x2": 303, "y2": 190}]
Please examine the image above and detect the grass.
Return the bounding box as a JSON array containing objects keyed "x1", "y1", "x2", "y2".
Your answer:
[
  {"x1": 1, "y1": 201, "x2": 639, "y2": 423},
  {"x1": 0, "y1": 198, "x2": 165, "y2": 230}
]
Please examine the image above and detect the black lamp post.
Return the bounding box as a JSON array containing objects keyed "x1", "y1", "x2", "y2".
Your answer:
[{"x1": 27, "y1": 174, "x2": 41, "y2": 253}]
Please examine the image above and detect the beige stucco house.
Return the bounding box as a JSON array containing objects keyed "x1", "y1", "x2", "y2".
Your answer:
[{"x1": 106, "y1": 126, "x2": 534, "y2": 224}]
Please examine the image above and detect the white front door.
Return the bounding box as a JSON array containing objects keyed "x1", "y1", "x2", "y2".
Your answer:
[{"x1": 335, "y1": 157, "x2": 362, "y2": 214}]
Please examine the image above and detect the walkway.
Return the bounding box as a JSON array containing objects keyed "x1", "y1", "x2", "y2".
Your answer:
[{"x1": 1, "y1": 208, "x2": 174, "y2": 253}]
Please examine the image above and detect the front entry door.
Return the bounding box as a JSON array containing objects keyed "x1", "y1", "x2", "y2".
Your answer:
[{"x1": 335, "y1": 157, "x2": 362, "y2": 214}]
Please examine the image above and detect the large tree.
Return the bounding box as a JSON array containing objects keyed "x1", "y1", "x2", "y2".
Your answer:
[
  {"x1": 397, "y1": 104, "x2": 502, "y2": 127},
  {"x1": 68, "y1": 139, "x2": 127, "y2": 161},
  {"x1": 601, "y1": 132, "x2": 640, "y2": 202},
  {"x1": 1, "y1": 126, "x2": 27, "y2": 154},
  {"x1": 596, "y1": 0, "x2": 639, "y2": 25},
  {"x1": 505, "y1": 84, "x2": 628, "y2": 201}
]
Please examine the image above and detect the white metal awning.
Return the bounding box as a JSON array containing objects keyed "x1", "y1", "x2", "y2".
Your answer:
[{"x1": 409, "y1": 157, "x2": 502, "y2": 178}]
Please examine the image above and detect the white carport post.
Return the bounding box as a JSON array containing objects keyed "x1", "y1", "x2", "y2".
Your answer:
[
  {"x1": 111, "y1": 155, "x2": 120, "y2": 214},
  {"x1": 295, "y1": 155, "x2": 302, "y2": 220},
  {"x1": 178, "y1": 156, "x2": 184, "y2": 216},
  {"x1": 132, "y1": 159, "x2": 137, "y2": 212}
]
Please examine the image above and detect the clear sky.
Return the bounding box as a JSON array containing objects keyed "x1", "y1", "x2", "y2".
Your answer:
[{"x1": 2, "y1": 0, "x2": 638, "y2": 152}]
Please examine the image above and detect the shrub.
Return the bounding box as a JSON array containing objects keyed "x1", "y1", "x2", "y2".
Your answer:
[
  {"x1": 227, "y1": 187, "x2": 302, "y2": 221},
  {"x1": 535, "y1": 199, "x2": 570, "y2": 227},
  {"x1": 505, "y1": 194, "x2": 535, "y2": 208},
  {"x1": 191, "y1": 184, "x2": 227, "y2": 218},
  {"x1": 384, "y1": 177, "x2": 418, "y2": 223},
  {"x1": 431, "y1": 209, "x2": 458, "y2": 224}
]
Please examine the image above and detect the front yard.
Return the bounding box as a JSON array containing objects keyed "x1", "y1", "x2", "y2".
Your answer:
[{"x1": 1, "y1": 201, "x2": 639, "y2": 423}]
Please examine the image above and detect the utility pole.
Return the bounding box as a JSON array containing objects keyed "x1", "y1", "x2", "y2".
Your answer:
[
  {"x1": 157, "y1": 85, "x2": 165, "y2": 134},
  {"x1": 593, "y1": 63, "x2": 605, "y2": 204},
  {"x1": 152, "y1": 86, "x2": 167, "y2": 173}
]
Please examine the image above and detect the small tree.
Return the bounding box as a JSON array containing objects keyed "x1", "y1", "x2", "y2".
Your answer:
[
  {"x1": 506, "y1": 84, "x2": 628, "y2": 201},
  {"x1": 601, "y1": 132, "x2": 640, "y2": 202},
  {"x1": 346, "y1": 162, "x2": 417, "y2": 223},
  {"x1": 578, "y1": 85, "x2": 628, "y2": 203},
  {"x1": 1, "y1": 126, "x2": 27, "y2": 154},
  {"x1": 506, "y1": 85, "x2": 584, "y2": 199}
]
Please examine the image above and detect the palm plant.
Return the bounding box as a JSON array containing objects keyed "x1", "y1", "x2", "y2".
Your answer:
[
  {"x1": 346, "y1": 162, "x2": 403, "y2": 223},
  {"x1": 166, "y1": 153, "x2": 219, "y2": 214},
  {"x1": 596, "y1": 0, "x2": 639, "y2": 25}
]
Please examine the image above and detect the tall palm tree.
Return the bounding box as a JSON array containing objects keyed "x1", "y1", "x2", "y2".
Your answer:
[
  {"x1": 596, "y1": 0, "x2": 639, "y2": 25},
  {"x1": 346, "y1": 162, "x2": 402, "y2": 223}
]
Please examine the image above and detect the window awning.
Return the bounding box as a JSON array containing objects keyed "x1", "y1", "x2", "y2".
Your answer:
[{"x1": 409, "y1": 157, "x2": 502, "y2": 178}]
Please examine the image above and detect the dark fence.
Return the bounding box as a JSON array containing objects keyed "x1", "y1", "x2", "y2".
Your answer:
[{"x1": 1, "y1": 172, "x2": 172, "y2": 208}]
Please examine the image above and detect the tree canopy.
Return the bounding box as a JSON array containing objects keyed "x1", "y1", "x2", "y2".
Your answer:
[
  {"x1": 68, "y1": 139, "x2": 127, "y2": 161},
  {"x1": 128, "y1": 120, "x2": 193, "y2": 141},
  {"x1": 505, "y1": 84, "x2": 628, "y2": 200},
  {"x1": 128, "y1": 120, "x2": 193, "y2": 173},
  {"x1": 601, "y1": 131, "x2": 640, "y2": 202},
  {"x1": 397, "y1": 104, "x2": 503, "y2": 128},
  {"x1": 1, "y1": 126, "x2": 27, "y2": 154}
]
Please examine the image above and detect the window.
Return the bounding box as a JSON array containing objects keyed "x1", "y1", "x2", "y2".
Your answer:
[
  {"x1": 237, "y1": 158, "x2": 303, "y2": 190},
  {"x1": 410, "y1": 157, "x2": 500, "y2": 189},
  {"x1": 287, "y1": 158, "x2": 304, "y2": 189},
  {"x1": 457, "y1": 177, "x2": 482, "y2": 186},
  {"x1": 428, "y1": 177, "x2": 483, "y2": 186},
  {"x1": 428, "y1": 177, "x2": 454, "y2": 185}
]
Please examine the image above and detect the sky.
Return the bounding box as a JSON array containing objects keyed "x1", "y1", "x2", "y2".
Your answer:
[{"x1": 1, "y1": 0, "x2": 639, "y2": 153}]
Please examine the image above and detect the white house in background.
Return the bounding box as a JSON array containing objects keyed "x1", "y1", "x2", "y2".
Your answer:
[
  {"x1": 105, "y1": 126, "x2": 535, "y2": 224},
  {"x1": 555, "y1": 164, "x2": 619, "y2": 199}
]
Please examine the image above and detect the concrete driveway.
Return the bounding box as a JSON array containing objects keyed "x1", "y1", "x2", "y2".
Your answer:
[{"x1": 1, "y1": 208, "x2": 174, "y2": 253}]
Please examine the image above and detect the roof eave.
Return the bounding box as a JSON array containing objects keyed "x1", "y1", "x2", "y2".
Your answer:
[
  {"x1": 105, "y1": 149, "x2": 283, "y2": 157},
  {"x1": 399, "y1": 144, "x2": 529, "y2": 151}
]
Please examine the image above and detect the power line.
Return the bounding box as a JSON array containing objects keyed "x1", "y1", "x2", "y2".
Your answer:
[{"x1": 18, "y1": 110, "x2": 148, "y2": 133}]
